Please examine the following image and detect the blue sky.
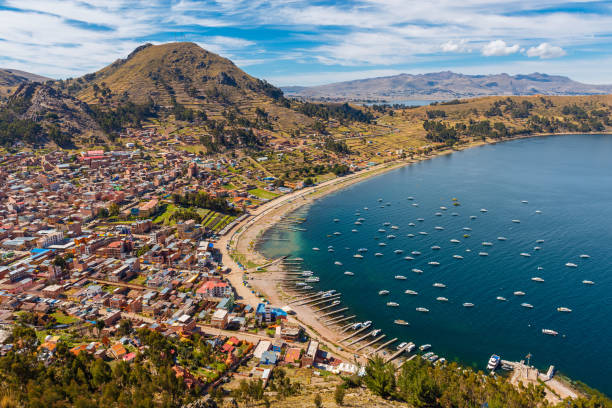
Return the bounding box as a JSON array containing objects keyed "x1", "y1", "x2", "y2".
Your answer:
[{"x1": 1, "y1": 0, "x2": 611, "y2": 86}]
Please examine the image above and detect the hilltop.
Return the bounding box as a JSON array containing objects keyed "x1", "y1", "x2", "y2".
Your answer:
[
  {"x1": 284, "y1": 71, "x2": 612, "y2": 101},
  {"x1": 0, "y1": 68, "x2": 50, "y2": 99}
]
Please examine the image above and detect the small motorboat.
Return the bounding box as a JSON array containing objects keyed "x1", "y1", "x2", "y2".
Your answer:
[
  {"x1": 453, "y1": 254, "x2": 464, "y2": 259},
  {"x1": 463, "y1": 302, "x2": 475, "y2": 308},
  {"x1": 582, "y1": 280, "x2": 595, "y2": 285},
  {"x1": 344, "y1": 271, "x2": 355, "y2": 276},
  {"x1": 436, "y1": 297, "x2": 448, "y2": 302},
  {"x1": 531, "y1": 277, "x2": 545, "y2": 282},
  {"x1": 514, "y1": 291, "x2": 526, "y2": 296},
  {"x1": 405, "y1": 290, "x2": 418, "y2": 295},
  {"x1": 496, "y1": 296, "x2": 507, "y2": 301},
  {"x1": 479, "y1": 252, "x2": 489, "y2": 256},
  {"x1": 565, "y1": 262, "x2": 577, "y2": 268},
  {"x1": 404, "y1": 256, "x2": 414, "y2": 260},
  {"x1": 394, "y1": 319, "x2": 410, "y2": 326},
  {"x1": 433, "y1": 283, "x2": 446, "y2": 288},
  {"x1": 412, "y1": 268, "x2": 423, "y2": 274},
  {"x1": 387, "y1": 302, "x2": 399, "y2": 307},
  {"x1": 378, "y1": 290, "x2": 390, "y2": 296},
  {"x1": 395, "y1": 275, "x2": 407, "y2": 280},
  {"x1": 428, "y1": 261, "x2": 440, "y2": 266},
  {"x1": 498, "y1": 236, "x2": 507, "y2": 241},
  {"x1": 416, "y1": 307, "x2": 429, "y2": 313},
  {"x1": 521, "y1": 303, "x2": 534, "y2": 309},
  {"x1": 557, "y1": 307, "x2": 572, "y2": 313},
  {"x1": 542, "y1": 329, "x2": 558, "y2": 336},
  {"x1": 334, "y1": 261, "x2": 343, "y2": 266}
]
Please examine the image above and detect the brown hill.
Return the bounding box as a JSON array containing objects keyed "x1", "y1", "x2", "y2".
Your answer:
[{"x1": 0, "y1": 68, "x2": 51, "y2": 99}]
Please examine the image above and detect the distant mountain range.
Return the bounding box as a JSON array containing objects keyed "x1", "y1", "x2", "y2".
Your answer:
[{"x1": 283, "y1": 72, "x2": 612, "y2": 101}]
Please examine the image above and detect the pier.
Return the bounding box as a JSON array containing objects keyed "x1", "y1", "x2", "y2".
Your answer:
[
  {"x1": 347, "y1": 330, "x2": 377, "y2": 347},
  {"x1": 367, "y1": 337, "x2": 397, "y2": 356},
  {"x1": 355, "y1": 334, "x2": 386, "y2": 352},
  {"x1": 297, "y1": 293, "x2": 341, "y2": 307},
  {"x1": 324, "y1": 314, "x2": 355, "y2": 325},
  {"x1": 385, "y1": 344, "x2": 412, "y2": 363},
  {"x1": 340, "y1": 325, "x2": 369, "y2": 342}
]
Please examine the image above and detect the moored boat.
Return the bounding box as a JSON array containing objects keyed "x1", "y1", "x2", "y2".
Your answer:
[
  {"x1": 521, "y1": 303, "x2": 534, "y2": 309},
  {"x1": 542, "y1": 329, "x2": 558, "y2": 336},
  {"x1": 557, "y1": 307, "x2": 572, "y2": 313},
  {"x1": 378, "y1": 290, "x2": 390, "y2": 295},
  {"x1": 416, "y1": 307, "x2": 429, "y2": 313},
  {"x1": 387, "y1": 302, "x2": 399, "y2": 307},
  {"x1": 394, "y1": 319, "x2": 410, "y2": 326},
  {"x1": 395, "y1": 275, "x2": 407, "y2": 280}
]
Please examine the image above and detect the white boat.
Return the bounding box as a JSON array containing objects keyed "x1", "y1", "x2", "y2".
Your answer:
[
  {"x1": 344, "y1": 271, "x2": 355, "y2": 276},
  {"x1": 512, "y1": 219, "x2": 521, "y2": 223},
  {"x1": 391, "y1": 226, "x2": 399, "y2": 230},
  {"x1": 582, "y1": 280, "x2": 595, "y2": 285},
  {"x1": 383, "y1": 222, "x2": 391, "y2": 226},
  {"x1": 531, "y1": 277, "x2": 545, "y2": 282},
  {"x1": 302, "y1": 271, "x2": 314, "y2": 276},
  {"x1": 334, "y1": 261, "x2": 343, "y2": 266},
  {"x1": 295, "y1": 282, "x2": 306, "y2": 287},
  {"x1": 487, "y1": 354, "x2": 501, "y2": 370},
  {"x1": 428, "y1": 261, "x2": 440, "y2": 266},
  {"x1": 497, "y1": 236, "x2": 507, "y2": 241},
  {"x1": 419, "y1": 231, "x2": 428, "y2": 235},
  {"x1": 521, "y1": 200, "x2": 528, "y2": 204},
  {"x1": 463, "y1": 227, "x2": 472, "y2": 231},
  {"x1": 395, "y1": 275, "x2": 407, "y2": 280},
  {"x1": 412, "y1": 203, "x2": 419, "y2": 207},
  {"x1": 350, "y1": 323, "x2": 362, "y2": 330},
  {"x1": 352, "y1": 229, "x2": 358, "y2": 232},
  {"x1": 542, "y1": 329, "x2": 558, "y2": 336},
  {"x1": 387, "y1": 234, "x2": 396, "y2": 239},
  {"x1": 482, "y1": 242, "x2": 493, "y2": 246},
  {"x1": 358, "y1": 248, "x2": 368, "y2": 252},
  {"x1": 354, "y1": 221, "x2": 362, "y2": 225},
  {"x1": 480, "y1": 209, "x2": 488, "y2": 213},
  {"x1": 353, "y1": 254, "x2": 364, "y2": 259},
  {"x1": 407, "y1": 234, "x2": 415, "y2": 238},
  {"x1": 407, "y1": 197, "x2": 414, "y2": 200},
  {"x1": 412, "y1": 251, "x2": 421, "y2": 255},
  {"x1": 565, "y1": 262, "x2": 577, "y2": 268},
  {"x1": 479, "y1": 252, "x2": 489, "y2": 256},
  {"x1": 431, "y1": 245, "x2": 441, "y2": 250},
  {"x1": 378, "y1": 229, "x2": 386, "y2": 233},
  {"x1": 303, "y1": 285, "x2": 313, "y2": 290},
  {"x1": 453, "y1": 254, "x2": 464, "y2": 259},
  {"x1": 440, "y1": 206, "x2": 447, "y2": 210},
  {"x1": 375, "y1": 252, "x2": 383, "y2": 257},
  {"x1": 408, "y1": 223, "x2": 416, "y2": 227},
  {"x1": 334, "y1": 219, "x2": 340, "y2": 222},
  {"x1": 364, "y1": 207, "x2": 368, "y2": 210},
  {"x1": 514, "y1": 291, "x2": 525, "y2": 296},
  {"x1": 313, "y1": 247, "x2": 320, "y2": 251},
  {"x1": 412, "y1": 268, "x2": 423, "y2": 274},
  {"x1": 521, "y1": 303, "x2": 534, "y2": 309},
  {"x1": 452, "y1": 213, "x2": 459, "y2": 216},
  {"x1": 537, "y1": 266, "x2": 543, "y2": 270},
  {"x1": 520, "y1": 253, "x2": 531, "y2": 257},
  {"x1": 358, "y1": 218, "x2": 366, "y2": 222},
  {"x1": 496, "y1": 296, "x2": 507, "y2": 301},
  {"x1": 387, "y1": 302, "x2": 399, "y2": 307},
  {"x1": 557, "y1": 307, "x2": 572, "y2": 313},
  {"x1": 536, "y1": 239, "x2": 545, "y2": 243},
  {"x1": 470, "y1": 215, "x2": 477, "y2": 219},
  {"x1": 397, "y1": 342, "x2": 408, "y2": 350},
  {"x1": 535, "y1": 210, "x2": 542, "y2": 214},
  {"x1": 433, "y1": 283, "x2": 446, "y2": 288},
  {"x1": 328, "y1": 248, "x2": 334, "y2": 252},
  {"x1": 450, "y1": 239, "x2": 460, "y2": 243},
  {"x1": 378, "y1": 243, "x2": 387, "y2": 247},
  {"x1": 534, "y1": 246, "x2": 541, "y2": 251},
  {"x1": 378, "y1": 198, "x2": 383, "y2": 202},
  {"x1": 371, "y1": 329, "x2": 382, "y2": 336},
  {"x1": 404, "y1": 256, "x2": 414, "y2": 260},
  {"x1": 405, "y1": 290, "x2": 418, "y2": 295},
  {"x1": 419, "y1": 344, "x2": 432, "y2": 351},
  {"x1": 378, "y1": 290, "x2": 390, "y2": 296},
  {"x1": 333, "y1": 231, "x2": 342, "y2": 235},
  {"x1": 394, "y1": 319, "x2": 410, "y2": 326},
  {"x1": 579, "y1": 254, "x2": 590, "y2": 259},
  {"x1": 305, "y1": 277, "x2": 320, "y2": 282},
  {"x1": 434, "y1": 226, "x2": 444, "y2": 230},
  {"x1": 435, "y1": 212, "x2": 442, "y2": 216},
  {"x1": 463, "y1": 302, "x2": 475, "y2": 307},
  {"x1": 363, "y1": 321, "x2": 372, "y2": 327},
  {"x1": 416, "y1": 307, "x2": 429, "y2": 313},
  {"x1": 394, "y1": 249, "x2": 404, "y2": 254},
  {"x1": 417, "y1": 218, "x2": 425, "y2": 222},
  {"x1": 436, "y1": 297, "x2": 448, "y2": 302}
]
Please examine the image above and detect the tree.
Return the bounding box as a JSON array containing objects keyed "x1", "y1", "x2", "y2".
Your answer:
[
  {"x1": 334, "y1": 384, "x2": 346, "y2": 405},
  {"x1": 363, "y1": 356, "x2": 396, "y2": 399},
  {"x1": 314, "y1": 393, "x2": 323, "y2": 408},
  {"x1": 108, "y1": 203, "x2": 120, "y2": 217}
]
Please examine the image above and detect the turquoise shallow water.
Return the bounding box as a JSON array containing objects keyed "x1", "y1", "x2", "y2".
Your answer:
[{"x1": 259, "y1": 134, "x2": 612, "y2": 394}]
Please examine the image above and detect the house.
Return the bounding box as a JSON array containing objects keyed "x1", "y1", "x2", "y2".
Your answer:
[
  {"x1": 196, "y1": 280, "x2": 232, "y2": 298},
  {"x1": 284, "y1": 347, "x2": 301, "y2": 365},
  {"x1": 253, "y1": 340, "x2": 271, "y2": 359},
  {"x1": 260, "y1": 350, "x2": 278, "y2": 366},
  {"x1": 301, "y1": 339, "x2": 319, "y2": 368},
  {"x1": 210, "y1": 309, "x2": 228, "y2": 329}
]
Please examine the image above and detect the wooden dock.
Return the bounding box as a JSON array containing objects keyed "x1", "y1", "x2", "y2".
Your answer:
[
  {"x1": 307, "y1": 294, "x2": 342, "y2": 307},
  {"x1": 385, "y1": 344, "x2": 411, "y2": 363},
  {"x1": 355, "y1": 334, "x2": 386, "y2": 352},
  {"x1": 319, "y1": 307, "x2": 348, "y2": 318},
  {"x1": 367, "y1": 337, "x2": 397, "y2": 356},
  {"x1": 347, "y1": 330, "x2": 376, "y2": 347},
  {"x1": 324, "y1": 314, "x2": 355, "y2": 325},
  {"x1": 340, "y1": 325, "x2": 369, "y2": 342}
]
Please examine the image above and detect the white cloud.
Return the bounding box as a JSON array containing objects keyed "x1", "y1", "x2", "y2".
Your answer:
[
  {"x1": 526, "y1": 42, "x2": 566, "y2": 59},
  {"x1": 482, "y1": 40, "x2": 521, "y2": 56},
  {"x1": 441, "y1": 39, "x2": 471, "y2": 53}
]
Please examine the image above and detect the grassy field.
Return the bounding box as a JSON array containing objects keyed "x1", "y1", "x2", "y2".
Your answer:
[
  {"x1": 248, "y1": 188, "x2": 279, "y2": 199},
  {"x1": 51, "y1": 311, "x2": 79, "y2": 325}
]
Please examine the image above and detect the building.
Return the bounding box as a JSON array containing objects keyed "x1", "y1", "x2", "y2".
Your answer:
[
  {"x1": 210, "y1": 309, "x2": 228, "y2": 329},
  {"x1": 196, "y1": 280, "x2": 232, "y2": 298},
  {"x1": 301, "y1": 339, "x2": 319, "y2": 368}
]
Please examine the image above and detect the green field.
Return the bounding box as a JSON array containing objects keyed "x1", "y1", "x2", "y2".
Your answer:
[{"x1": 248, "y1": 188, "x2": 279, "y2": 200}]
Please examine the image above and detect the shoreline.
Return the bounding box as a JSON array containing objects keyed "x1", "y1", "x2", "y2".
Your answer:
[{"x1": 217, "y1": 131, "x2": 611, "y2": 369}]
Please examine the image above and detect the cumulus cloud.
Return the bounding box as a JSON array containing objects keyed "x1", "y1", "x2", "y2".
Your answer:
[
  {"x1": 526, "y1": 42, "x2": 566, "y2": 59},
  {"x1": 441, "y1": 39, "x2": 471, "y2": 53},
  {"x1": 482, "y1": 40, "x2": 521, "y2": 56}
]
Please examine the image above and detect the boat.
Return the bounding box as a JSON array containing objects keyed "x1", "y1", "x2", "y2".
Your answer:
[
  {"x1": 394, "y1": 249, "x2": 404, "y2": 254},
  {"x1": 334, "y1": 219, "x2": 340, "y2": 222},
  {"x1": 436, "y1": 358, "x2": 447, "y2": 365},
  {"x1": 428, "y1": 261, "x2": 440, "y2": 266},
  {"x1": 412, "y1": 268, "x2": 423, "y2": 274},
  {"x1": 371, "y1": 329, "x2": 382, "y2": 336},
  {"x1": 582, "y1": 280, "x2": 595, "y2": 285},
  {"x1": 542, "y1": 329, "x2": 558, "y2": 336},
  {"x1": 334, "y1": 261, "x2": 343, "y2": 266},
  {"x1": 498, "y1": 236, "x2": 507, "y2": 241},
  {"x1": 428, "y1": 354, "x2": 439, "y2": 362},
  {"x1": 344, "y1": 271, "x2": 354, "y2": 276},
  {"x1": 463, "y1": 227, "x2": 472, "y2": 231},
  {"x1": 407, "y1": 234, "x2": 415, "y2": 238},
  {"x1": 480, "y1": 209, "x2": 488, "y2": 213},
  {"x1": 303, "y1": 285, "x2": 313, "y2": 290},
  {"x1": 302, "y1": 271, "x2": 314, "y2": 276},
  {"x1": 407, "y1": 196, "x2": 414, "y2": 200},
  {"x1": 354, "y1": 221, "x2": 362, "y2": 225},
  {"x1": 579, "y1": 254, "x2": 590, "y2": 259},
  {"x1": 295, "y1": 282, "x2": 306, "y2": 287},
  {"x1": 305, "y1": 277, "x2": 320, "y2": 283},
  {"x1": 531, "y1": 277, "x2": 545, "y2": 282},
  {"x1": 387, "y1": 234, "x2": 396, "y2": 239},
  {"x1": 440, "y1": 206, "x2": 447, "y2": 210},
  {"x1": 422, "y1": 352, "x2": 434, "y2": 360},
  {"x1": 353, "y1": 254, "x2": 364, "y2": 259},
  {"x1": 408, "y1": 222, "x2": 416, "y2": 227},
  {"x1": 358, "y1": 248, "x2": 368, "y2": 252},
  {"x1": 557, "y1": 307, "x2": 572, "y2": 313},
  {"x1": 363, "y1": 320, "x2": 372, "y2": 327},
  {"x1": 514, "y1": 291, "x2": 525, "y2": 296},
  {"x1": 412, "y1": 203, "x2": 419, "y2": 207},
  {"x1": 352, "y1": 229, "x2": 358, "y2": 232},
  {"x1": 417, "y1": 218, "x2": 425, "y2": 222},
  {"x1": 512, "y1": 219, "x2": 521, "y2": 223},
  {"x1": 435, "y1": 212, "x2": 443, "y2": 216},
  {"x1": 521, "y1": 303, "x2": 534, "y2": 309},
  {"x1": 387, "y1": 302, "x2": 399, "y2": 307},
  {"x1": 463, "y1": 234, "x2": 470, "y2": 238},
  {"x1": 331, "y1": 300, "x2": 341, "y2": 306},
  {"x1": 333, "y1": 231, "x2": 342, "y2": 235},
  {"x1": 536, "y1": 239, "x2": 545, "y2": 243},
  {"x1": 487, "y1": 354, "x2": 501, "y2": 370},
  {"x1": 394, "y1": 319, "x2": 410, "y2": 326},
  {"x1": 463, "y1": 302, "x2": 475, "y2": 307},
  {"x1": 436, "y1": 297, "x2": 448, "y2": 302},
  {"x1": 416, "y1": 307, "x2": 429, "y2": 313},
  {"x1": 383, "y1": 222, "x2": 391, "y2": 226},
  {"x1": 378, "y1": 229, "x2": 386, "y2": 233},
  {"x1": 378, "y1": 242, "x2": 387, "y2": 247},
  {"x1": 534, "y1": 246, "x2": 541, "y2": 251},
  {"x1": 378, "y1": 290, "x2": 390, "y2": 296},
  {"x1": 450, "y1": 239, "x2": 460, "y2": 243},
  {"x1": 395, "y1": 275, "x2": 407, "y2": 280},
  {"x1": 328, "y1": 248, "x2": 334, "y2": 252},
  {"x1": 482, "y1": 242, "x2": 493, "y2": 246},
  {"x1": 397, "y1": 342, "x2": 408, "y2": 350},
  {"x1": 470, "y1": 215, "x2": 477, "y2": 219},
  {"x1": 419, "y1": 231, "x2": 428, "y2": 235},
  {"x1": 364, "y1": 207, "x2": 369, "y2": 210},
  {"x1": 313, "y1": 247, "x2": 320, "y2": 251},
  {"x1": 431, "y1": 245, "x2": 441, "y2": 250},
  {"x1": 453, "y1": 254, "x2": 464, "y2": 259},
  {"x1": 375, "y1": 252, "x2": 383, "y2": 257},
  {"x1": 419, "y1": 344, "x2": 431, "y2": 351},
  {"x1": 535, "y1": 210, "x2": 542, "y2": 214},
  {"x1": 411, "y1": 251, "x2": 421, "y2": 255},
  {"x1": 404, "y1": 256, "x2": 414, "y2": 260},
  {"x1": 391, "y1": 225, "x2": 400, "y2": 230},
  {"x1": 520, "y1": 253, "x2": 531, "y2": 257},
  {"x1": 496, "y1": 296, "x2": 507, "y2": 301},
  {"x1": 521, "y1": 200, "x2": 529, "y2": 204},
  {"x1": 351, "y1": 322, "x2": 362, "y2": 330},
  {"x1": 358, "y1": 218, "x2": 366, "y2": 222},
  {"x1": 479, "y1": 252, "x2": 489, "y2": 256},
  {"x1": 406, "y1": 343, "x2": 416, "y2": 353},
  {"x1": 378, "y1": 198, "x2": 383, "y2": 202},
  {"x1": 405, "y1": 290, "x2": 418, "y2": 295},
  {"x1": 537, "y1": 266, "x2": 543, "y2": 270},
  {"x1": 434, "y1": 226, "x2": 444, "y2": 230},
  {"x1": 565, "y1": 262, "x2": 577, "y2": 268}
]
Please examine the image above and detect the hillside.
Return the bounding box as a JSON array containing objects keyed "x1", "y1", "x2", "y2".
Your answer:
[
  {"x1": 0, "y1": 68, "x2": 51, "y2": 99},
  {"x1": 57, "y1": 42, "x2": 307, "y2": 128},
  {"x1": 284, "y1": 71, "x2": 612, "y2": 101}
]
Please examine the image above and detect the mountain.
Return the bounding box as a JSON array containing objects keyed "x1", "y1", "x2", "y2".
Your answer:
[
  {"x1": 0, "y1": 68, "x2": 51, "y2": 98},
  {"x1": 284, "y1": 71, "x2": 612, "y2": 101}
]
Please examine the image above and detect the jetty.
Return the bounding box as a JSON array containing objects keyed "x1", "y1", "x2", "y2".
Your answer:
[
  {"x1": 355, "y1": 334, "x2": 386, "y2": 352},
  {"x1": 340, "y1": 325, "x2": 369, "y2": 342},
  {"x1": 319, "y1": 308, "x2": 348, "y2": 318},
  {"x1": 347, "y1": 330, "x2": 378, "y2": 347},
  {"x1": 324, "y1": 314, "x2": 355, "y2": 325},
  {"x1": 316, "y1": 302, "x2": 343, "y2": 312},
  {"x1": 299, "y1": 293, "x2": 341, "y2": 307},
  {"x1": 385, "y1": 344, "x2": 412, "y2": 363},
  {"x1": 367, "y1": 337, "x2": 397, "y2": 356}
]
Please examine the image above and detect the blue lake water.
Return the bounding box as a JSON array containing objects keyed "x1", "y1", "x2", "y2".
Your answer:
[{"x1": 259, "y1": 134, "x2": 612, "y2": 395}]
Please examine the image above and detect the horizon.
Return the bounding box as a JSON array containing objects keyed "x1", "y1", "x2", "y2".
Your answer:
[{"x1": 1, "y1": 1, "x2": 611, "y2": 87}]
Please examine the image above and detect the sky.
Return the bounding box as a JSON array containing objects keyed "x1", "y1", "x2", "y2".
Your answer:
[{"x1": 1, "y1": 0, "x2": 612, "y2": 86}]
